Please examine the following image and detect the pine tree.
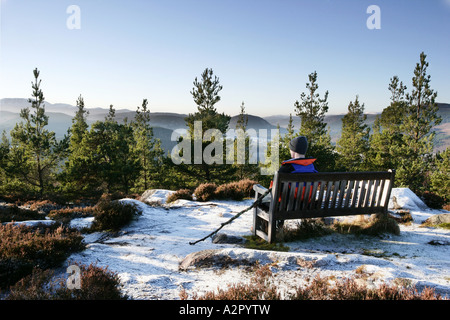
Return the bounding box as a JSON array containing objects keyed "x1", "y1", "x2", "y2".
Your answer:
[
  {"x1": 368, "y1": 76, "x2": 408, "y2": 171},
  {"x1": 336, "y1": 96, "x2": 370, "y2": 171},
  {"x1": 94, "y1": 105, "x2": 141, "y2": 194},
  {"x1": 279, "y1": 114, "x2": 295, "y2": 162},
  {"x1": 181, "y1": 68, "x2": 234, "y2": 183},
  {"x1": 70, "y1": 95, "x2": 89, "y2": 148},
  {"x1": 132, "y1": 98, "x2": 164, "y2": 192},
  {"x1": 396, "y1": 52, "x2": 442, "y2": 191},
  {"x1": 60, "y1": 95, "x2": 91, "y2": 196},
  {"x1": 294, "y1": 71, "x2": 335, "y2": 171},
  {"x1": 232, "y1": 101, "x2": 259, "y2": 180},
  {"x1": 9, "y1": 68, "x2": 67, "y2": 198}
]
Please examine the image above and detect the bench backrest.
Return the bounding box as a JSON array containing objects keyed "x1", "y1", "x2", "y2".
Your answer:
[{"x1": 269, "y1": 170, "x2": 395, "y2": 220}]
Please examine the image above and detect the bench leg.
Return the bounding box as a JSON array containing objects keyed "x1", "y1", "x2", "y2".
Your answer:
[
  {"x1": 267, "y1": 215, "x2": 277, "y2": 243},
  {"x1": 252, "y1": 206, "x2": 258, "y2": 237}
]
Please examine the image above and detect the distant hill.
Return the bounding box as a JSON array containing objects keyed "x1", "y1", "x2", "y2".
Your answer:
[{"x1": 1, "y1": 98, "x2": 448, "y2": 153}]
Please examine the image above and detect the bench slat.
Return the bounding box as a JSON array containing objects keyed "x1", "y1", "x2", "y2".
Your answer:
[{"x1": 309, "y1": 181, "x2": 320, "y2": 210}]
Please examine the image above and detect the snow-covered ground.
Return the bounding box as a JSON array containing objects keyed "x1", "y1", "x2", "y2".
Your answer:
[{"x1": 64, "y1": 188, "x2": 450, "y2": 299}]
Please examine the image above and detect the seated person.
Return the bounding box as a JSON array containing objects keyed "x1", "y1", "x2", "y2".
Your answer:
[
  {"x1": 258, "y1": 136, "x2": 317, "y2": 221},
  {"x1": 278, "y1": 136, "x2": 317, "y2": 174}
]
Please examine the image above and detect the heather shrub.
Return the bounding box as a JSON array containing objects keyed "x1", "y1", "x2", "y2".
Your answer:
[
  {"x1": 237, "y1": 179, "x2": 258, "y2": 198},
  {"x1": 59, "y1": 263, "x2": 127, "y2": 300},
  {"x1": 420, "y1": 191, "x2": 446, "y2": 209},
  {"x1": 47, "y1": 206, "x2": 96, "y2": 225},
  {"x1": 166, "y1": 189, "x2": 193, "y2": 203},
  {"x1": 193, "y1": 180, "x2": 258, "y2": 202},
  {"x1": 0, "y1": 223, "x2": 85, "y2": 288},
  {"x1": 22, "y1": 199, "x2": 59, "y2": 213},
  {"x1": 90, "y1": 200, "x2": 140, "y2": 231},
  {"x1": 182, "y1": 265, "x2": 445, "y2": 300},
  {"x1": 6, "y1": 263, "x2": 127, "y2": 300},
  {"x1": 180, "y1": 264, "x2": 281, "y2": 300},
  {"x1": 214, "y1": 182, "x2": 245, "y2": 201},
  {"x1": 194, "y1": 183, "x2": 217, "y2": 202},
  {"x1": 292, "y1": 275, "x2": 445, "y2": 300},
  {"x1": 0, "y1": 205, "x2": 43, "y2": 223},
  {"x1": 98, "y1": 191, "x2": 127, "y2": 202}
]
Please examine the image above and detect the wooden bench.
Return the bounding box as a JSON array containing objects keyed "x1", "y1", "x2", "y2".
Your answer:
[{"x1": 252, "y1": 170, "x2": 395, "y2": 243}]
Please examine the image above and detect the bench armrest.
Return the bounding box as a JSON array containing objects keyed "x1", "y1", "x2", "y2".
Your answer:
[{"x1": 253, "y1": 184, "x2": 268, "y2": 195}]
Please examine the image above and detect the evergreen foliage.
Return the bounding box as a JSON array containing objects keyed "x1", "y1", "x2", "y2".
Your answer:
[
  {"x1": 294, "y1": 71, "x2": 336, "y2": 171},
  {"x1": 232, "y1": 101, "x2": 259, "y2": 180},
  {"x1": 368, "y1": 76, "x2": 408, "y2": 171},
  {"x1": 396, "y1": 52, "x2": 442, "y2": 192},
  {"x1": 132, "y1": 99, "x2": 164, "y2": 193},
  {"x1": 8, "y1": 69, "x2": 68, "y2": 198},
  {"x1": 336, "y1": 96, "x2": 370, "y2": 171},
  {"x1": 181, "y1": 68, "x2": 235, "y2": 183},
  {"x1": 429, "y1": 147, "x2": 450, "y2": 202}
]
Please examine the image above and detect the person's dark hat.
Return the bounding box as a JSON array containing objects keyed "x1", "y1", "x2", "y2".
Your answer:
[{"x1": 289, "y1": 136, "x2": 308, "y2": 155}]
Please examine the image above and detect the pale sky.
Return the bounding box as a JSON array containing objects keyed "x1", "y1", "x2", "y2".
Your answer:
[{"x1": 1, "y1": 0, "x2": 449, "y2": 116}]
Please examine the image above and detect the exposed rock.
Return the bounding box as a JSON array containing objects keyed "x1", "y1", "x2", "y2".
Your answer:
[
  {"x1": 140, "y1": 189, "x2": 174, "y2": 205},
  {"x1": 423, "y1": 213, "x2": 450, "y2": 226},
  {"x1": 179, "y1": 249, "x2": 253, "y2": 271},
  {"x1": 212, "y1": 233, "x2": 247, "y2": 244}
]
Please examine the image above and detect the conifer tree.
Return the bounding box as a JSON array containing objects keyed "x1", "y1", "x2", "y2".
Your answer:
[
  {"x1": 132, "y1": 98, "x2": 164, "y2": 192},
  {"x1": 336, "y1": 96, "x2": 370, "y2": 171},
  {"x1": 70, "y1": 95, "x2": 89, "y2": 148},
  {"x1": 279, "y1": 114, "x2": 295, "y2": 162},
  {"x1": 232, "y1": 101, "x2": 259, "y2": 180},
  {"x1": 181, "y1": 68, "x2": 234, "y2": 183},
  {"x1": 294, "y1": 71, "x2": 335, "y2": 171},
  {"x1": 396, "y1": 52, "x2": 442, "y2": 191},
  {"x1": 9, "y1": 68, "x2": 67, "y2": 198},
  {"x1": 94, "y1": 105, "x2": 141, "y2": 194},
  {"x1": 368, "y1": 76, "x2": 408, "y2": 171},
  {"x1": 60, "y1": 95, "x2": 91, "y2": 196}
]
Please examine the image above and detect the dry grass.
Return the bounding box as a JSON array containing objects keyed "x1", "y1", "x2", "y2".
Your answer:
[
  {"x1": 330, "y1": 214, "x2": 400, "y2": 236},
  {"x1": 278, "y1": 214, "x2": 400, "y2": 243}
]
